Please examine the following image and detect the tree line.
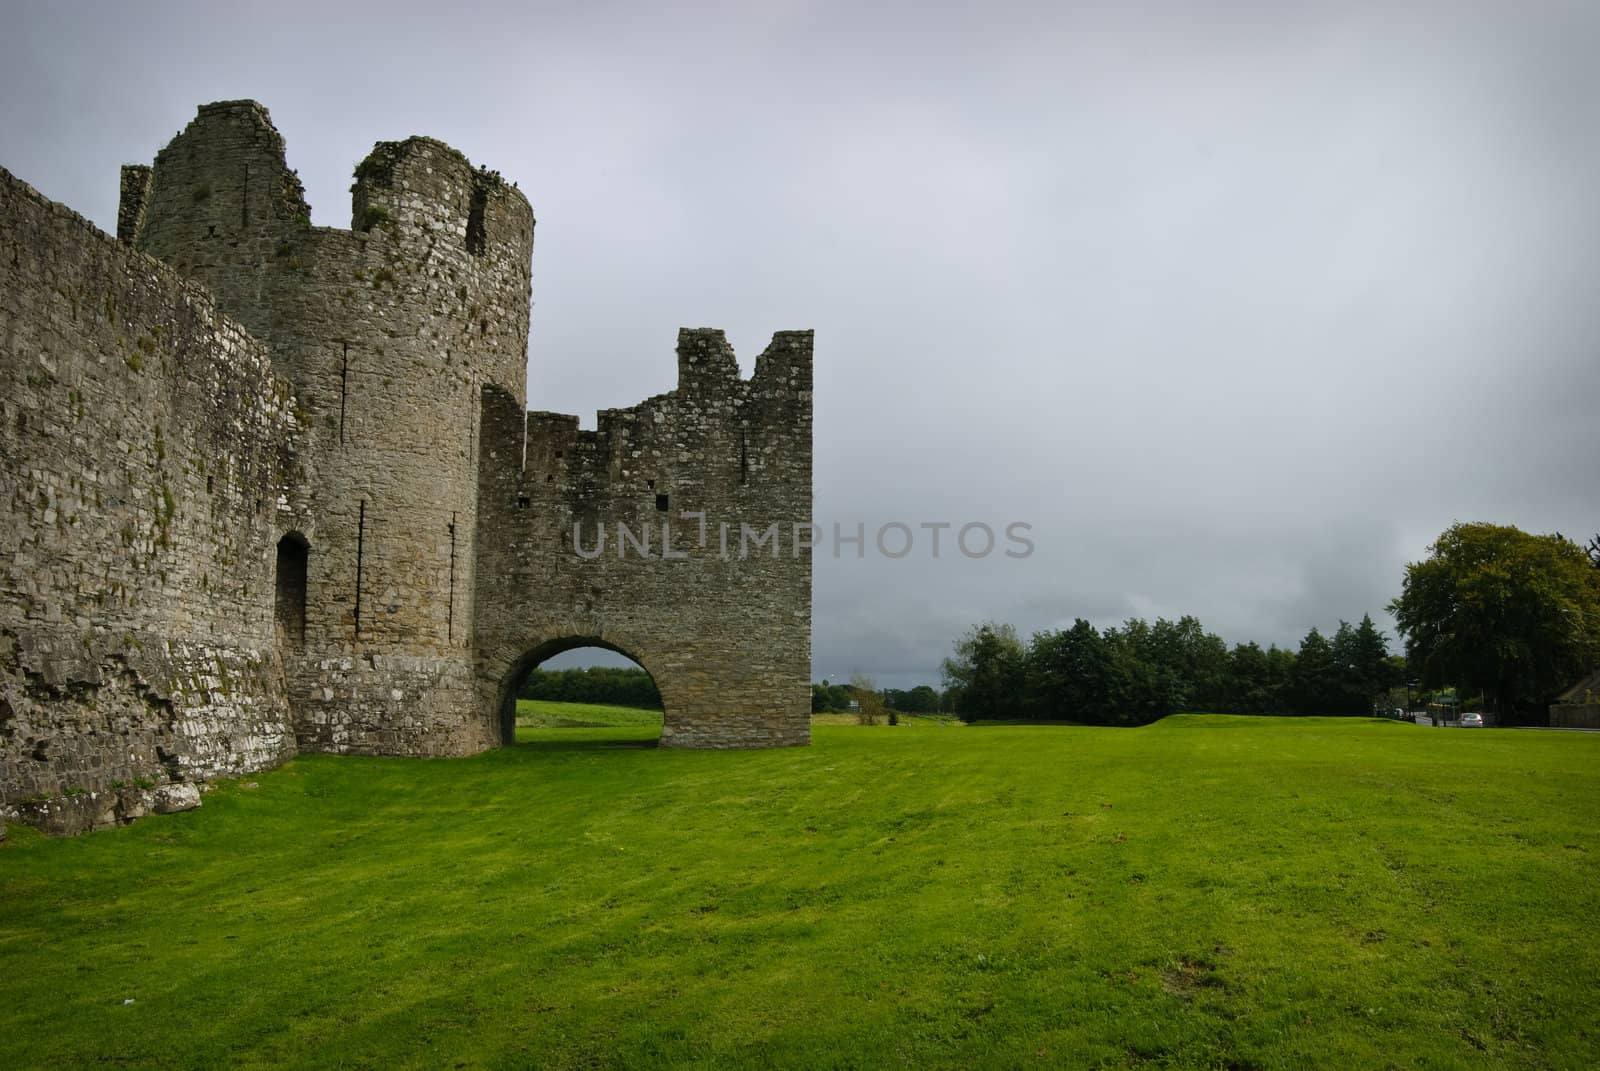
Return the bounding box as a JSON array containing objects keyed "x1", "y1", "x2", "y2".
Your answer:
[
  {"x1": 520, "y1": 525, "x2": 1597, "y2": 725},
  {"x1": 940, "y1": 614, "x2": 1400, "y2": 725},
  {"x1": 812, "y1": 681, "x2": 946, "y2": 714},
  {"x1": 519, "y1": 666, "x2": 662, "y2": 709},
  {"x1": 935, "y1": 523, "x2": 1600, "y2": 726}
]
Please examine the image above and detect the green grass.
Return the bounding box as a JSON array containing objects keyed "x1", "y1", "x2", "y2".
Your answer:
[
  {"x1": 515, "y1": 697, "x2": 663, "y2": 731},
  {"x1": 3, "y1": 710, "x2": 1599, "y2": 1069}
]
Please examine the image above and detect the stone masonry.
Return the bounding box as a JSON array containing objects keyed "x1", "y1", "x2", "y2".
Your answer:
[{"x1": 1, "y1": 100, "x2": 813, "y2": 834}]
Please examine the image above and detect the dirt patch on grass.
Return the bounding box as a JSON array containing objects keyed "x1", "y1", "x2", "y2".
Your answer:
[{"x1": 1161, "y1": 955, "x2": 1225, "y2": 1001}]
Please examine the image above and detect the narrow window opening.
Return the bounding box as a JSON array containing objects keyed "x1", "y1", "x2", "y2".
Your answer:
[
  {"x1": 274, "y1": 533, "x2": 308, "y2": 651},
  {"x1": 466, "y1": 180, "x2": 488, "y2": 256},
  {"x1": 655, "y1": 494, "x2": 669, "y2": 513},
  {"x1": 646, "y1": 478, "x2": 655, "y2": 489},
  {"x1": 339, "y1": 342, "x2": 350, "y2": 446},
  {"x1": 354, "y1": 500, "x2": 366, "y2": 640},
  {"x1": 241, "y1": 163, "x2": 249, "y2": 227},
  {"x1": 447, "y1": 513, "x2": 457, "y2": 644},
  {"x1": 739, "y1": 428, "x2": 749, "y2": 485},
  {"x1": 555, "y1": 450, "x2": 563, "y2": 459},
  {"x1": 516, "y1": 493, "x2": 531, "y2": 509},
  {"x1": 206, "y1": 475, "x2": 214, "y2": 494},
  {"x1": 207, "y1": 224, "x2": 216, "y2": 238}
]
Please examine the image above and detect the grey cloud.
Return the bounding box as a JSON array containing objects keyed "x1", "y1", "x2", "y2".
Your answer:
[{"x1": 3, "y1": 0, "x2": 1596, "y2": 686}]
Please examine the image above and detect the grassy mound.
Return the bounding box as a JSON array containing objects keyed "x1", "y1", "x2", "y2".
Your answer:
[{"x1": 2, "y1": 713, "x2": 1597, "y2": 1068}]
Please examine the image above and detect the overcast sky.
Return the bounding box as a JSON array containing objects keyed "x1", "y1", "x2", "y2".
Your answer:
[{"x1": 4, "y1": 1, "x2": 1597, "y2": 687}]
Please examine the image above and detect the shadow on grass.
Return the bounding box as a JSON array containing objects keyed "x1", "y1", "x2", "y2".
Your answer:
[
  {"x1": 512, "y1": 727, "x2": 662, "y2": 752},
  {"x1": 959, "y1": 714, "x2": 1424, "y2": 730},
  {"x1": 960, "y1": 718, "x2": 1088, "y2": 727},
  {"x1": 517, "y1": 737, "x2": 660, "y2": 752}
]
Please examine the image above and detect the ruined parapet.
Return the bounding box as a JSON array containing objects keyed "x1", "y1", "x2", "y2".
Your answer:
[
  {"x1": 116, "y1": 165, "x2": 152, "y2": 243},
  {"x1": 344, "y1": 135, "x2": 535, "y2": 406},
  {"x1": 474, "y1": 329, "x2": 814, "y2": 749},
  {"x1": 122, "y1": 100, "x2": 310, "y2": 338}
]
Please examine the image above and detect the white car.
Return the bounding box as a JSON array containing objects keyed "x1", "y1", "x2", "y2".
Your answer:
[{"x1": 1461, "y1": 712, "x2": 1484, "y2": 728}]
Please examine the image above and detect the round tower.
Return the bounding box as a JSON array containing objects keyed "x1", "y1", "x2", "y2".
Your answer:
[{"x1": 125, "y1": 101, "x2": 535, "y2": 755}]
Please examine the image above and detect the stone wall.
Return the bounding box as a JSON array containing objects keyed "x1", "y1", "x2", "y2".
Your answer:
[
  {"x1": 1550, "y1": 704, "x2": 1600, "y2": 730},
  {"x1": 0, "y1": 166, "x2": 300, "y2": 832},
  {"x1": 474, "y1": 328, "x2": 813, "y2": 748}
]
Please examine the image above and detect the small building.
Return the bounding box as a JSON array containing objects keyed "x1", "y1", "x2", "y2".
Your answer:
[{"x1": 1550, "y1": 670, "x2": 1600, "y2": 729}]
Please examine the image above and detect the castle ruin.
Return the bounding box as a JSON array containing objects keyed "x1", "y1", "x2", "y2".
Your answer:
[{"x1": 0, "y1": 101, "x2": 814, "y2": 835}]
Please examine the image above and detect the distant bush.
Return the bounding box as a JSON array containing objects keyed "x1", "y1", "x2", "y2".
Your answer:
[{"x1": 852, "y1": 673, "x2": 884, "y2": 726}]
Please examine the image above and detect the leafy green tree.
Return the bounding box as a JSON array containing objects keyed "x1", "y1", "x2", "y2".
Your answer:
[
  {"x1": 1353, "y1": 614, "x2": 1399, "y2": 707},
  {"x1": 811, "y1": 681, "x2": 854, "y2": 713},
  {"x1": 890, "y1": 685, "x2": 939, "y2": 714},
  {"x1": 1100, "y1": 617, "x2": 1219, "y2": 720},
  {"x1": 1389, "y1": 523, "x2": 1600, "y2": 721},
  {"x1": 1291, "y1": 628, "x2": 1338, "y2": 714},
  {"x1": 1328, "y1": 622, "x2": 1360, "y2": 713},
  {"x1": 1227, "y1": 641, "x2": 1273, "y2": 713},
  {"x1": 882, "y1": 687, "x2": 932, "y2": 713},
  {"x1": 941, "y1": 622, "x2": 1027, "y2": 721},
  {"x1": 850, "y1": 673, "x2": 884, "y2": 725},
  {"x1": 1328, "y1": 616, "x2": 1393, "y2": 714},
  {"x1": 1172, "y1": 616, "x2": 1232, "y2": 711},
  {"x1": 1264, "y1": 644, "x2": 1297, "y2": 711},
  {"x1": 1101, "y1": 619, "x2": 1167, "y2": 720},
  {"x1": 1026, "y1": 619, "x2": 1119, "y2": 723}
]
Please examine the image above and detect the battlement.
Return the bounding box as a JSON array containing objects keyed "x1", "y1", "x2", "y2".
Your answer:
[
  {"x1": 349, "y1": 136, "x2": 531, "y2": 253},
  {"x1": 198, "y1": 97, "x2": 278, "y2": 125},
  {"x1": 120, "y1": 97, "x2": 534, "y2": 467},
  {"x1": 123, "y1": 102, "x2": 534, "y2": 314},
  {"x1": 124, "y1": 101, "x2": 536, "y2": 249},
  {"x1": 487, "y1": 329, "x2": 813, "y2": 505}
]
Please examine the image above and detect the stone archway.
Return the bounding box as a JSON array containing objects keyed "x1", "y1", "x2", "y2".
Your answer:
[
  {"x1": 491, "y1": 634, "x2": 670, "y2": 746},
  {"x1": 474, "y1": 610, "x2": 809, "y2": 751}
]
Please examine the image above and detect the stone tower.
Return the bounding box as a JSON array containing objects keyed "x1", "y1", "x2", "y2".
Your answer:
[
  {"x1": 0, "y1": 101, "x2": 812, "y2": 834},
  {"x1": 121, "y1": 101, "x2": 535, "y2": 756}
]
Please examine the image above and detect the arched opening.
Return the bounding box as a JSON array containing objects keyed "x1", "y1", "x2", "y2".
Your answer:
[
  {"x1": 499, "y1": 640, "x2": 663, "y2": 749},
  {"x1": 274, "y1": 532, "x2": 309, "y2": 651}
]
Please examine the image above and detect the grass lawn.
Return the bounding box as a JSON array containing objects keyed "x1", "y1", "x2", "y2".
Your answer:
[
  {"x1": 3, "y1": 710, "x2": 1598, "y2": 1069},
  {"x1": 515, "y1": 698, "x2": 664, "y2": 733}
]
